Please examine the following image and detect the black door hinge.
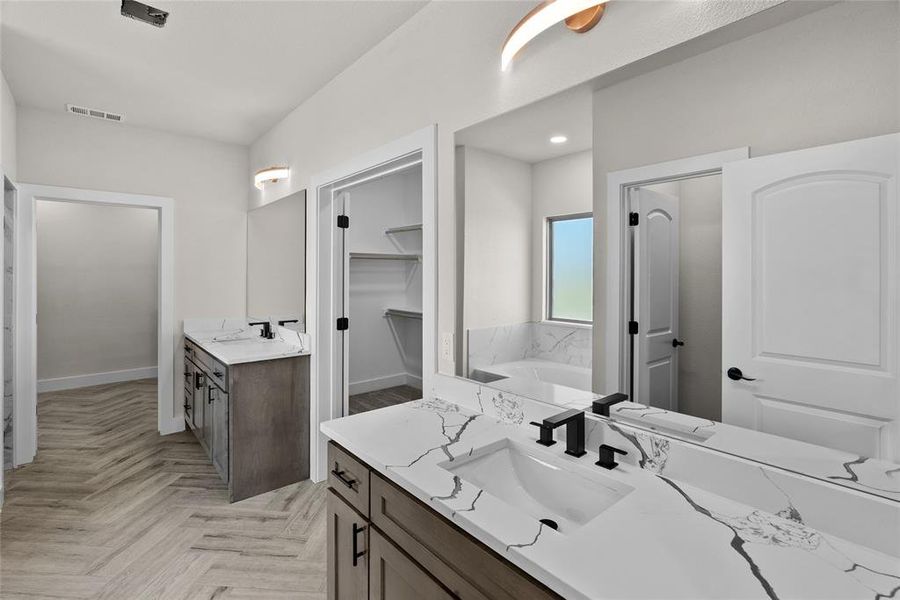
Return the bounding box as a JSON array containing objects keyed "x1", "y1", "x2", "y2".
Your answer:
[
  {"x1": 337, "y1": 215, "x2": 349, "y2": 229},
  {"x1": 629, "y1": 212, "x2": 639, "y2": 226},
  {"x1": 336, "y1": 317, "x2": 349, "y2": 331},
  {"x1": 628, "y1": 320, "x2": 639, "y2": 335}
]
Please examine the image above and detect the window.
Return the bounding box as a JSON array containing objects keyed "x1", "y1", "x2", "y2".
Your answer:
[{"x1": 548, "y1": 214, "x2": 593, "y2": 323}]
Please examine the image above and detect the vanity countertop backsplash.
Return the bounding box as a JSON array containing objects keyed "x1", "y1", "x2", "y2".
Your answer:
[{"x1": 322, "y1": 380, "x2": 900, "y2": 600}]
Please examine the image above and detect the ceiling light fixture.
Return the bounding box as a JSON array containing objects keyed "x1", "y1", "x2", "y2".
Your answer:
[
  {"x1": 501, "y1": 0, "x2": 607, "y2": 71},
  {"x1": 550, "y1": 135, "x2": 568, "y2": 144},
  {"x1": 254, "y1": 166, "x2": 290, "y2": 190},
  {"x1": 120, "y1": 0, "x2": 169, "y2": 28}
]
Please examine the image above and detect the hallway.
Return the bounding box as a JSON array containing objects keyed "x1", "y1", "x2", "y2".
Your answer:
[{"x1": 0, "y1": 380, "x2": 327, "y2": 599}]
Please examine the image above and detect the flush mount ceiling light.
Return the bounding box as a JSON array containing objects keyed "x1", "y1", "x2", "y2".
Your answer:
[
  {"x1": 254, "y1": 166, "x2": 290, "y2": 190},
  {"x1": 501, "y1": 0, "x2": 607, "y2": 71},
  {"x1": 550, "y1": 135, "x2": 568, "y2": 144},
  {"x1": 120, "y1": 0, "x2": 169, "y2": 28}
]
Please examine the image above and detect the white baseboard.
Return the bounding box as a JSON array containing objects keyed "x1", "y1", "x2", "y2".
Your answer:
[
  {"x1": 349, "y1": 372, "x2": 422, "y2": 396},
  {"x1": 37, "y1": 366, "x2": 158, "y2": 393}
]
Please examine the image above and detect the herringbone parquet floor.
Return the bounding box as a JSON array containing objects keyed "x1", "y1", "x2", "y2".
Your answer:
[{"x1": 0, "y1": 379, "x2": 327, "y2": 600}]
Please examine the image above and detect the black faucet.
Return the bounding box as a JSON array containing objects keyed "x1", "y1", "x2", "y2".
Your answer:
[
  {"x1": 529, "y1": 409, "x2": 586, "y2": 457},
  {"x1": 278, "y1": 319, "x2": 299, "y2": 327},
  {"x1": 596, "y1": 444, "x2": 628, "y2": 469},
  {"x1": 592, "y1": 392, "x2": 629, "y2": 417},
  {"x1": 249, "y1": 321, "x2": 274, "y2": 339}
]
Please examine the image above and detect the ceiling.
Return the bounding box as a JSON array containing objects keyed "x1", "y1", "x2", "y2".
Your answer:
[
  {"x1": 1, "y1": 0, "x2": 426, "y2": 145},
  {"x1": 455, "y1": 85, "x2": 592, "y2": 164}
]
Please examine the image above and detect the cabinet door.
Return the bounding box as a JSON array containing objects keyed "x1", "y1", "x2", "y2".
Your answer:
[
  {"x1": 200, "y1": 377, "x2": 213, "y2": 451},
  {"x1": 369, "y1": 528, "x2": 455, "y2": 600},
  {"x1": 212, "y1": 386, "x2": 229, "y2": 483},
  {"x1": 183, "y1": 360, "x2": 195, "y2": 427},
  {"x1": 327, "y1": 490, "x2": 368, "y2": 600}
]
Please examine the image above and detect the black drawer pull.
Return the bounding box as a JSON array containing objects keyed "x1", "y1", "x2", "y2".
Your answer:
[
  {"x1": 352, "y1": 522, "x2": 366, "y2": 567},
  {"x1": 184, "y1": 345, "x2": 192, "y2": 354},
  {"x1": 331, "y1": 468, "x2": 357, "y2": 490},
  {"x1": 207, "y1": 386, "x2": 215, "y2": 404},
  {"x1": 213, "y1": 370, "x2": 223, "y2": 378}
]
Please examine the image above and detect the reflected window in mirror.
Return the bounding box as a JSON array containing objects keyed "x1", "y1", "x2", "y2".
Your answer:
[{"x1": 547, "y1": 214, "x2": 592, "y2": 323}]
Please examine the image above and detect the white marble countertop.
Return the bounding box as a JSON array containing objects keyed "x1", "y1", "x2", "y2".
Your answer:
[
  {"x1": 322, "y1": 398, "x2": 900, "y2": 600},
  {"x1": 184, "y1": 318, "x2": 310, "y2": 365}
]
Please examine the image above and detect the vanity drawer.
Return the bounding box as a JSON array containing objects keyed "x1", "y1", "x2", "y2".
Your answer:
[
  {"x1": 328, "y1": 442, "x2": 371, "y2": 518},
  {"x1": 209, "y1": 358, "x2": 228, "y2": 390},
  {"x1": 370, "y1": 472, "x2": 561, "y2": 600}
]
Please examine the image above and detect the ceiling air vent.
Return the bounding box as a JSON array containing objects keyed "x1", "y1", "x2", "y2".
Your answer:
[{"x1": 66, "y1": 104, "x2": 125, "y2": 123}]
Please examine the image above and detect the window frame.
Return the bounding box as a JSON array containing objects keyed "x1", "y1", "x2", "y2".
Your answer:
[{"x1": 546, "y1": 211, "x2": 594, "y2": 325}]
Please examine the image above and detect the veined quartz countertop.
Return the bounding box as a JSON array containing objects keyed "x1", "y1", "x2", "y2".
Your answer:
[
  {"x1": 322, "y1": 398, "x2": 900, "y2": 600},
  {"x1": 184, "y1": 318, "x2": 310, "y2": 366}
]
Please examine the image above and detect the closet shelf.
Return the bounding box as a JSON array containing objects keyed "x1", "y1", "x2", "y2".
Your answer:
[
  {"x1": 350, "y1": 252, "x2": 420, "y2": 261},
  {"x1": 384, "y1": 224, "x2": 423, "y2": 234},
  {"x1": 384, "y1": 308, "x2": 423, "y2": 320}
]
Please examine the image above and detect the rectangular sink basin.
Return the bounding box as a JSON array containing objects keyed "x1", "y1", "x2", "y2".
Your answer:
[{"x1": 441, "y1": 439, "x2": 633, "y2": 534}]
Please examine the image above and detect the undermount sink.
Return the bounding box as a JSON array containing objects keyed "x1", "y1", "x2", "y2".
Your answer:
[{"x1": 441, "y1": 439, "x2": 633, "y2": 534}]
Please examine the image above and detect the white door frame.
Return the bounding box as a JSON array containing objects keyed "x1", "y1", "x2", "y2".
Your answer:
[
  {"x1": 15, "y1": 184, "x2": 177, "y2": 465},
  {"x1": 604, "y1": 148, "x2": 748, "y2": 395},
  {"x1": 307, "y1": 125, "x2": 437, "y2": 482}
]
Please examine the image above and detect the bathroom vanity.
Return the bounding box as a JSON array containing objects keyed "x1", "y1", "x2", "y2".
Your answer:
[
  {"x1": 322, "y1": 395, "x2": 900, "y2": 600},
  {"x1": 183, "y1": 320, "x2": 311, "y2": 502}
]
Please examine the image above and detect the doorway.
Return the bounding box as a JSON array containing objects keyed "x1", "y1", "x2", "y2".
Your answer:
[
  {"x1": 308, "y1": 126, "x2": 436, "y2": 482},
  {"x1": 626, "y1": 174, "x2": 723, "y2": 421},
  {"x1": 14, "y1": 184, "x2": 176, "y2": 466}
]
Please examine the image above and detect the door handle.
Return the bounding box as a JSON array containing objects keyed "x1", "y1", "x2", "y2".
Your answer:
[
  {"x1": 672, "y1": 338, "x2": 685, "y2": 348},
  {"x1": 207, "y1": 386, "x2": 215, "y2": 404},
  {"x1": 727, "y1": 367, "x2": 756, "y2": 382},
  {"x1": 351, "y1": 523, "x2": 366, "y2": 566}
]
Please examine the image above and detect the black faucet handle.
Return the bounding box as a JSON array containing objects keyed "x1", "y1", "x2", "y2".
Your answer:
[
  {"x1": 596, "y1": 444, "x2": 628, "y2": 470},
  {"x1": 529, "y1": 421, "x2": 556, "y2": 447},
  {"x1": 592, "y1": 393, "x2": 629, "y2": 417},
  {"x1": 278, "y1": 319, "x2": 300, "y2": 327}
]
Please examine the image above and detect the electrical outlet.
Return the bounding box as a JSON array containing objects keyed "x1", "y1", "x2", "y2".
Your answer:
[{"x1": 441, "y1": 332, "x2": 454, "y2": 362}]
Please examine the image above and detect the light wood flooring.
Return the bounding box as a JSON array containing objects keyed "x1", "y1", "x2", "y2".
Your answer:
[
  {"x1": 348, "y1": 385, "x2": 421, "y2": 415},
  {"x1": 0, "y1": 379, "x2": 327, "y2": 599}
]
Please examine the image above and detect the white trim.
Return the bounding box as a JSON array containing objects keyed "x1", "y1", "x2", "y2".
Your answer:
[
  {"x1": 308, "y1": 125, "x2": 437, "y2": 483},
  {"x1": 37, "y1": 366, "x2": 158, "y2": 393},
  {"x1": 603, "y1": 148, "x2": 749, "y2": 394},
  {"x1": 15, "y1": 184, "x2": 179, "y2": 465}
]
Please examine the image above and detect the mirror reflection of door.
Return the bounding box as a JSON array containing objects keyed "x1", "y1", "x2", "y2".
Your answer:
[{"x1": 629, "y1": 175, "x2": 722, "y2": 421}]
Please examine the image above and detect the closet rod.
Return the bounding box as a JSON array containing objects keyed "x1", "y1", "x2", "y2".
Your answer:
[{"x1": 331, "y1": 157, "x2": 423, "y2": 193}]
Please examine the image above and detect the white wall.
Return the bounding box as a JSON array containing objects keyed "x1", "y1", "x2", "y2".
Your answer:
[
  {"x1": 461, "y1": 146, "x2": 532, "y2": 331},
  {"x1": 247, "y1": 190, "x2": 305, "y2": 322},
  {"x1": 36, "y1": 201, "x2": 158, "y2": 382},
  {"x1": 593, "y1": 1, "x2": 900, "y2": 389},
  {"x1": 248, "y1": 0, "x2": 796, "y2": 376},
  {"x1": 530, "y1": 150, "x2": 592, "y2": 322},
  {"x1": 16, "y1": 106, "x2": 249, "y2": 418},
  {"x1": 0, "y1": 73, "x2": 15, "y2": 181},
  {"x1": 677, "y1": 175, "x2": 723, "y2": 421}
]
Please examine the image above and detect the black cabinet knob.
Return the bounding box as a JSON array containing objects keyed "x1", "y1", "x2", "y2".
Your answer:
[
  {"x1": 672, "y1": 338, "x2": 685, "y2": 348},
  {"x1": 727, "y1": 367, "x2": 756, "y2": 381}
]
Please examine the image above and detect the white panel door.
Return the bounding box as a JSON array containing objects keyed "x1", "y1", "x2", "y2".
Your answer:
[
  {"x1": 722, "y1": 134, "x2": 899, "y2": 460},
  {"x1": 633, "y1": 187, "x2": 680, "y2": 411}
]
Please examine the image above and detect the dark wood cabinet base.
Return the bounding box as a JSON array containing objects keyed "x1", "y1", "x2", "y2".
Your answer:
[{"x1": 326, "y1": 441, "x2": 561, "y2": 600}]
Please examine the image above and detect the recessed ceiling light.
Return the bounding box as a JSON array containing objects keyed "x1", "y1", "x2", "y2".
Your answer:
[{"x1": 550, "y1": 135, "x2": 568, "y2": 144}]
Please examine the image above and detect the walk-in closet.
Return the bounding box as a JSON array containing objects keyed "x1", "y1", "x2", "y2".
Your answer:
[{"x1": 336, "y1": 157, "x2": 423, "y2": 415}]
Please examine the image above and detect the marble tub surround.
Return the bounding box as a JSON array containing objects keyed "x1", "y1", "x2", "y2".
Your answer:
[
  {"x1": 183, "y1": 318, "x2": 310, "y2": 365},
  {"x1": 467, "y1": 321, "x2": 592, "y2": 373},
  {"x1": 431, "y1": 376, "x2": 900, "y2": 557},
  {"x1": 322, "y1": 396, "x2": 900, "y2": 600},
  {"x1": 610, "y1": 400, "x2": 900, "y2": 503}
]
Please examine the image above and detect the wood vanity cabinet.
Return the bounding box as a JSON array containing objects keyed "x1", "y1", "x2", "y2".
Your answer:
[
  {"x1": 183, "y1": 338, "x2": 310, "y2": 502},
  {"x1": 326, "y1": 441, "x2": 562, "y2": 600}
]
